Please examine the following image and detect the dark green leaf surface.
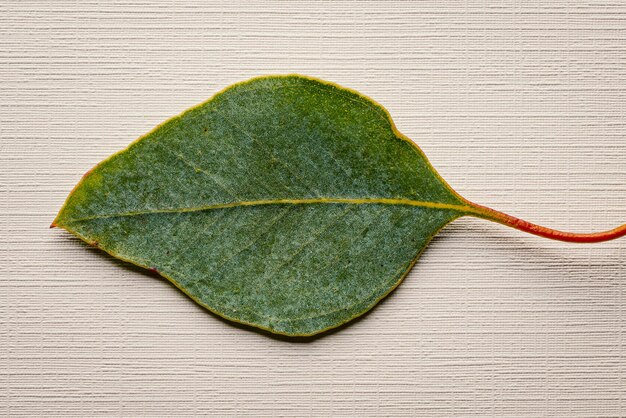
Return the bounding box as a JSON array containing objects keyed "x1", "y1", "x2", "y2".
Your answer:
[{"x1": 54, "y1": 75, "x2": 471, "y2": 336}]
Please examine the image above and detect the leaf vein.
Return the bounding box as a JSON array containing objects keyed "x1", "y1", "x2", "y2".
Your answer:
[
  {"x1": 170, "y1": 150, "x2": 241, "y2": 199},
  {"x1": 62, "y1": 198, "x2": 472, "y2": 224},
  {"x1": 217, "y1": 113, "x2": 322, "y2": 197},
  {"x1": 260, "y1": 205, "x2": 356, "y2": 282}
]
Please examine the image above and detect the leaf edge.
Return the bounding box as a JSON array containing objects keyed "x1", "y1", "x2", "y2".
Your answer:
[{"x1": 52, "y1": 74, "x2": 469, "y2": 336}]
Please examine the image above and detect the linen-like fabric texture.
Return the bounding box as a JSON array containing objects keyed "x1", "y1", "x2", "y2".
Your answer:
[{"x1": 1, "y1": 1, "x2": 625, "y2": 416}]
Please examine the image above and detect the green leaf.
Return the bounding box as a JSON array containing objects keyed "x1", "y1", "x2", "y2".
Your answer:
[{"x1": 53, "y1": 75, "x2": 626, "y2": 336}]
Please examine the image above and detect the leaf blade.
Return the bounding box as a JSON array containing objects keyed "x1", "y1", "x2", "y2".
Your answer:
[{"x1": 55, "y1": 75, "x2": 466, "y2": 335}]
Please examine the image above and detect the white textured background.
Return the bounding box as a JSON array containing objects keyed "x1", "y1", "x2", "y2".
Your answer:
[{"x1": 1, "y1": 1, "x2": 625, "y2": 416}]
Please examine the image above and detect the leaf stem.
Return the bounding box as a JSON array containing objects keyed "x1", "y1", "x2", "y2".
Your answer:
[{"x1": 464, "y1": 200, "x2": 626, "y2": 243}]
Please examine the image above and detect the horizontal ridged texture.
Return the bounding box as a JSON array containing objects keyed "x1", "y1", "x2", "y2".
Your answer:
[{"x1": 1, "y1": 0, "x2": 625, "y2": 416}]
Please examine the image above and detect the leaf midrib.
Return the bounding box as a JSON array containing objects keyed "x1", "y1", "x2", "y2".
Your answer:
[{"x1": 63, "y1": 197, "x2": 474, "y2": 223}]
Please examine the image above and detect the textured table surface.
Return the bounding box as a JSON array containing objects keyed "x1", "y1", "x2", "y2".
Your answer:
[{"x1": 1, "y1": 1, "x2": 625, "y2": 416}]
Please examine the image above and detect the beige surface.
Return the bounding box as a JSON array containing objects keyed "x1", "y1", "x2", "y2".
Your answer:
[{"x1": 1, "y1": 1, "x2": 625, "y2": 416}]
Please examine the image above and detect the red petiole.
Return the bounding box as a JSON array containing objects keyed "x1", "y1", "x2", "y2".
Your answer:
[{"x1": 466, "y1": 200, "x2": 626, "y2": 243}]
